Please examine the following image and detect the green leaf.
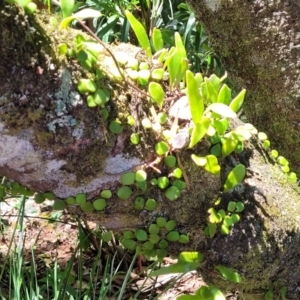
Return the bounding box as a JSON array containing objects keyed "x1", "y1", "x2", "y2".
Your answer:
[
  {"x1": 166, "y1": 231, "x2": 179, "y2": 242},
  {"x1": 60, "y1": 0, "x2": 75, "y2": 18},
  {"x1": 213, "y1": 119, "x2": 229, "y2": 135},
  {"x1": 43, "y1": 192, "x2": 54, "y2": 200},
  {"x1": 178, "y1": 234, "x2": 190, "y2": 244},
  {"x1": 221, "y1": 223, "x2": 230, "y2": 235},
  {"x1": 66, "y1": 196, "x2": 76, "y2": 205},
  {"x1": 186, "y1": 70, "x2": 204, "y2": 124},
  {"x1": 178, "y1": 252, "x2": 203, "y2": 264},
  {"x1": 271, "y1": 150, "x2": 279, "y2": 158},
  {"x1": 227, "y1": 201, "x2": 236, "y2": 212},
  {"x1": 223, "y1": 164, "x2": 246, "y2": 192},
  {"x1": 151, "y1": 68, "x2": 164, "y2": 80},
  {"x1": 174, "y1": 58, "x2": 189, "y2": 87},
  {"x1": 135, "y1": 229, "x2": 147, "y2": 241},
  {"x1": 208, "y1": 223, "x2": 216, "y2": 238},
  {"x1": 78, "y1": 49, "x2": 97, "y2": 71},
  {"x1": 93, "y1": 198, "x2": 106, "y2": 210},
  {"x1": 53, "y1": 200, "x2": 66, "y2": 211},
  {"x1": 117, "y1": 186, "x2": 132, "y2": 200},
  {"x1": 165, "y1": 219, "x2": 177, "y2": 231},
  {"x1": 93, "y1": 89, "x2": 110, "y2": 106},
  {"x1": 205, "y1": 155, "x2": 220, "y2": 176},
  {"x1": 264, "y1": 291, "x2": 274, "y2": 300},
  {"x1": 134, "y1": 197, "x2": 145, "y2": 210},
  {"x1": 100, "y1": 190, "x2": 112, "y2": 199},
  {"x1": 121, "y1": 172, "x2": 135, "y2": 185},
  {"x1": 122, "y1": 239, "x2": 136, "y2": 250},
  {"x1": 280, "y1": 286, "x2": 287, "y2": 299},
  {"x1": 125, "y1": 10, "x2": 151, "y2": 55},
  {"x1": 60, "y1": 9, "x2": 101, "y2": 29},
  {"x1": 167, "y1": 33, "x2": 188, "y2": 89},
  {"x1": 210, "y1": 143, "x2": 221, "y2": 157},
  {"x1": 231, "y1": 213, "x2": 240, "y2": 224},
  {"x1": 150, "y1": 261, "x2": 199, "y2": 276},
  {"x1": 258, "y1": 132, "x2": 268, "y2": 141},
  {"x1": 195, "y1": 73, "x2": 203, "y2": 87},
  {"x1": 191, "y1": 154, "x2": 207, "y2": 167},
  {"x1": 223, "y1": 215, "x2": 233, "y2": 227},
  {"x1": 209, "y1": 74, "x2": 221, "y2": 91},
  {"x1": 58, "y1": 43, "x2": 68, "y2": 56},
  {"x1": 138, "y1": 69, "x2": 150, "y2": 85},
  {"x1": 217, "y1": 84, "x2": 231, "y2": 105},
  {"x1": 165, "y1": 186, "x2": 180, "y2": 201},
  {"x1": 263, "y1": 139, "x2": 271, "y2": 149},
  {"x1": 145, "y1": 198, "x2": 157, "y2": 210},
  {"x1": 189, "y1": 117, "x2": 210, "y2": 148},
  {"x1": 80, "y1": 202, "x2": 94, "y2": 212},
  {"x1": 137, "y1": 180, "x2": 147, "y2": 192},
  {"x1": 15, "y1": 0, "x2": 31, "y2": 6},
  {"x1": 102, "y1": 232, "x2": 112, "y2": 242},
  {"x1": 156, "y1": 217, "x2": 167, "y2": 227},
  {"x1": 155, "y1": 141, "x2": 169, "y2": 155},
  {"x1": 208, "y1": 208, "x2": 222, "y2": 224},
  {"x1": 235, "y1": 201, "x2": 244, "y2": 212},
  {"x1": 231, "y1": 127, "x2": 252, "y2": 141},
  {"x1": 172, "y1": 180, "x2": 186, "y2": 190},
  {"x1": 135, "y1": 170, "x2": 147, "y2": 182},
  {"x1": 221, "y1": 138, "x2": 238, "y2": 158},
  {"x1": 130, "y1": 133, "x2": 140, "y2": 145},
  {"x1": 123, "y1": 230, "x2": 135, "y2": 239},
  {"x1": 76, "y1": 193, "x2": 86, "y2": 205},
  {"x1": 34, "y1": 193, "x2": 46, "y2": 204},
  {"x1": 78, "y1": 79, "x2": 96, "y2": 94},
  {"x1": 277, "y1": 156, "x2": 288, "y2": 166},
  {"x1": 209, "y1": 286, "x2": 226, "y2": 300},
  {"x1": 205, "y1": 78, "x2": 218, "y2": 103},
  {"x1": 216, "y1": 265, "x2": 242, "y2": 283},
  {"x1": 78, "y1": 224, "x2": 91, "y2": 250},
  {"x1": 164, "y1": 155, "x2": 176, "y2": 168},
  {"x1": 143, "y1": 241, "x2": 154, "y2": 250},
  {"x1": 109, "y1": 120, "x2": 123, "y2": 134},
  {"x1": 288, "y1": 172, "x2": 298, "y2": 183},
  {"x1": 149, "y1": 82, "x2": 165, "y2": 108},
  {"x1": 230, "y1": 89, "x2": 246, "y2": 112},
  {"x1": 152, "y1": 27, "x2": 163, "y2": 51},
  {"x1": 158, "y1": 239, "x2": 168, "y2": 249},
  {"x1": 24, "y1": 0, "x2": 38, "y2": 13},
  {"x1": 148, "y1": 224, "x2": 160, "y2": 235},
  {"x1": 157, "y1": 176, "x2": 170, "y2": 189},
  {"x1": 205, "y1": 103, "x2": 237, "y2": 118},
  {"x1": 195, "y1": 286, "x2": 213, "y2": 299},
  {"x1": 234, "y1": 141, "x2": 244, "y2": 154},
  {"x1": 174, "y1": 32, "x2": 187, "y2": 66}
]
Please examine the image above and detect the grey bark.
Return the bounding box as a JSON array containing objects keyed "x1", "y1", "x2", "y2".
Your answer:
[
  {"x1": 188, "y1": 0, "x2": 300, "y2": 175},
  {"x1": 1, "y1": 2, "x2": 300, "y2": 299}
]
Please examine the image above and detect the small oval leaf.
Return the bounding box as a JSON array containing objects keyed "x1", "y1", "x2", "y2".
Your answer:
[
  {"x1": 224, "y1": 164, "x2": 246, "y2": 192},
  {"x1": 216, "y1": 265, "x2": 242, "y2": 283}
]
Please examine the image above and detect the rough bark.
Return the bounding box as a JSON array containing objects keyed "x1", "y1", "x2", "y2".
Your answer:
[
  {"x1": 1, "y1": 2, "x2": 300, "y2": 299},
  {"x1": 188, "y1": 0, "x2": 300, "y2": 176}
]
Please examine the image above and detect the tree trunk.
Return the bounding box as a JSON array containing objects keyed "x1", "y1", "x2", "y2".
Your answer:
[
  {"x1": 1, "y1": 2, "x2": 300, "y2": 299},
  {"x1": 188, "y1": 0, "x2": 300, "y2": 175}
]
